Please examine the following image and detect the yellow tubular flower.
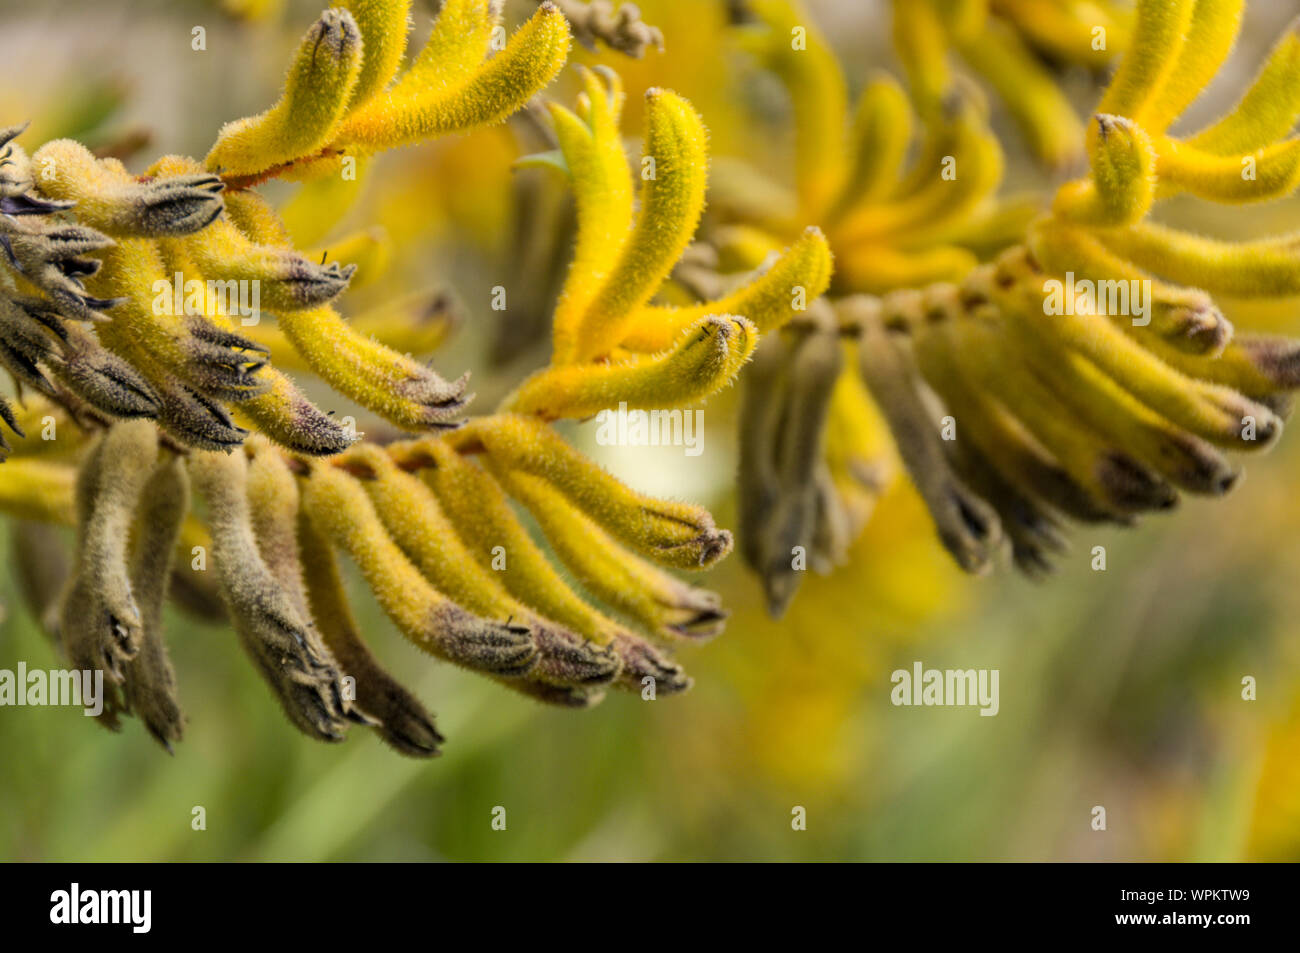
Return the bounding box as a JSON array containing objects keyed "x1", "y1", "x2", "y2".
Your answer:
[
  {"x1": 217, "y1": 188, "x2": 471, "y2": 430},
  {"x1": 891, "y1": 0, "x2": 952, "y2": 122},
  {"x1": 278, "y1": 304, "x2": 472, "y2": 430},
  {"x1": 490, "y1": 467, "x2": 725, "y2": 642},
  {"x1": 1156, "y1": 137, "x2": 1300, "y2": 203},
  {"x1": 544, "y1": 67, "x2": 635, "y2": 359},
  {"x1": 1140, "y1": 0, "x2": 1243, "y2": 132},
  {"x1": 950, "y1": 13, "x2": 1084, "y2": 167},
  {"x1": 558, "y1": 88, "x2": 709, "y2": 363},
  {"x1": 1001, "y1": 322, "x2": 1240, "y2": 496},
  {"x1": 832, "y1": 76, "x2": 913, "y2": 215},
  {"x1": 336, "y1": 444, "x2": 625, "y2": 695},
  {"x1": 205, "y1": 9, "x2": 364, "y2": 178},
  {"x1": 1097, "y1": 0, "x2": 1196, "y2": 122},
  {"x1": 1097, "y1": 226, "x2": 1300, "y2": 298},
  {"x1": 446, "y1": 414, "x2": 733, "y2": 571},
  {"x1": 994, "y1": 249, "x2": 1279, "y2": 452},
  {"x1": 31, "y1": 140, "x2": 225, "y2": 238},
  {"x1": 1187, "y1": 16, "x2": 1300, "y2": 156},
  {"x1": 1028, "y1": 222, "x2": 1232, "y2": 355},
  {"x1": 617, "y1": 227, "x2": 832, "y2": 353},
  {"x1": 398, "y1": 436, "x2": 620, "y2": 646},
  {"x1": 327, "y1": 2, "x2": 571, "y2": 158},
  {"x1": 339, "y1": 0, "x2": 413, "y2": 110},
  {"x1": 1052, "y1": 115, "x2": 1157, "y2": 227},
  {"x1": 833, "y1": 96, "x2": 1005, "y2": 249},
  {"x1": 991, "y1": 0, "x2": 1132, "y2": 65},
  {"x1": 908, "y1": 306, "x2": 1122, "y2": 527},
  {"x1": 740, "y1": 0, "x2": 850, "y2": 217},
  {"x1": 299, "y1": 459, "x2": 539, "y2": 678},
  {"x1": 236, "y1": 290, "x2": 459, "y2": 375},
  {"x1": 232, "y1": 368, "x2": 356, "y2": 457},
  {"x1": 163, "y1": 203, "x2": 355, "y2": 313},
  {"x1": 388, "y1": 437, "x2": 689, "y2": 704},
  {"x1": 505, "y1": 314, "x2": 756, "y2": 420},
  {"x1": 199, "y1": 0, "x2": 567, "y2": 187},
  {"x1": 295, "y1": 511, "x2": 444, "y2": 756},
  {"x1": 379, "y1": 434, "x2": 687, "y2": 697}
]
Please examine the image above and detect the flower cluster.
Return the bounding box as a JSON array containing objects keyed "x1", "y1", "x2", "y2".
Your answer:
[
  {"x1": 846, "y1": 0, "x2": 1300, "y2": 577},
  {"x1": 4, "y1": 0, "x2": 1298, "y2": 759},
  {"x1": 713, "y1": 0, "x2": 1300, "y2": 609},
  {"x1": 718, "y1": 0, "x2": 1028, "y2": 610},
  {"x1": 302, "y1": 66, "x2": 831, "y2": 716},
  {"x1": 0, "y1": 0, "x2": 836, "y2": 754}
]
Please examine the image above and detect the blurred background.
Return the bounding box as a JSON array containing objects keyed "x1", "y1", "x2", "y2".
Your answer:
[{"x1": 1, "y1": 0, "x2": 1299, "y2": 862}]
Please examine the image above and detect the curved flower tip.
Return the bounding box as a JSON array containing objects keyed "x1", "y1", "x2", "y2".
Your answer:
[
  {"x1": 206, "y1": 8, "x2": 363, "y2": 179},
  {"x1": 506, "y1": 314, "x2": 756, "y2": 420}
]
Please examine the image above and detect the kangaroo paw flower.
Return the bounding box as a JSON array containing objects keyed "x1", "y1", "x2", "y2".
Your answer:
[
  {"x1": 206, "y1": 9, "x2": 363, "y2": 178},
  {"x1": 505, "y1": 314, "x2": 756, "y2": 420},
  {"x1": 122, "y1": 455, "x2": 189, "y2": 751},
  {"x1": 32, "y1": 140, "x2": 225, "y2": 237},
  {"x1": 450, "y1": 413, "x2": 733, "y2": 570},
  {"x1": 854, "y1": 301, "x2": 1003, "y2": 573},
  {"x1": 301, "y1": 460, "x2": 538, "y2": 677},
  {"x1": 297, "y1": 512, "x2": 444, "y2": 756},
  {"x1": 189, "y1": 449, "x2": 354, "y2": 742},
  {"x1": 59, "y1": 420, "x2": 158, "y2": 699}
]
